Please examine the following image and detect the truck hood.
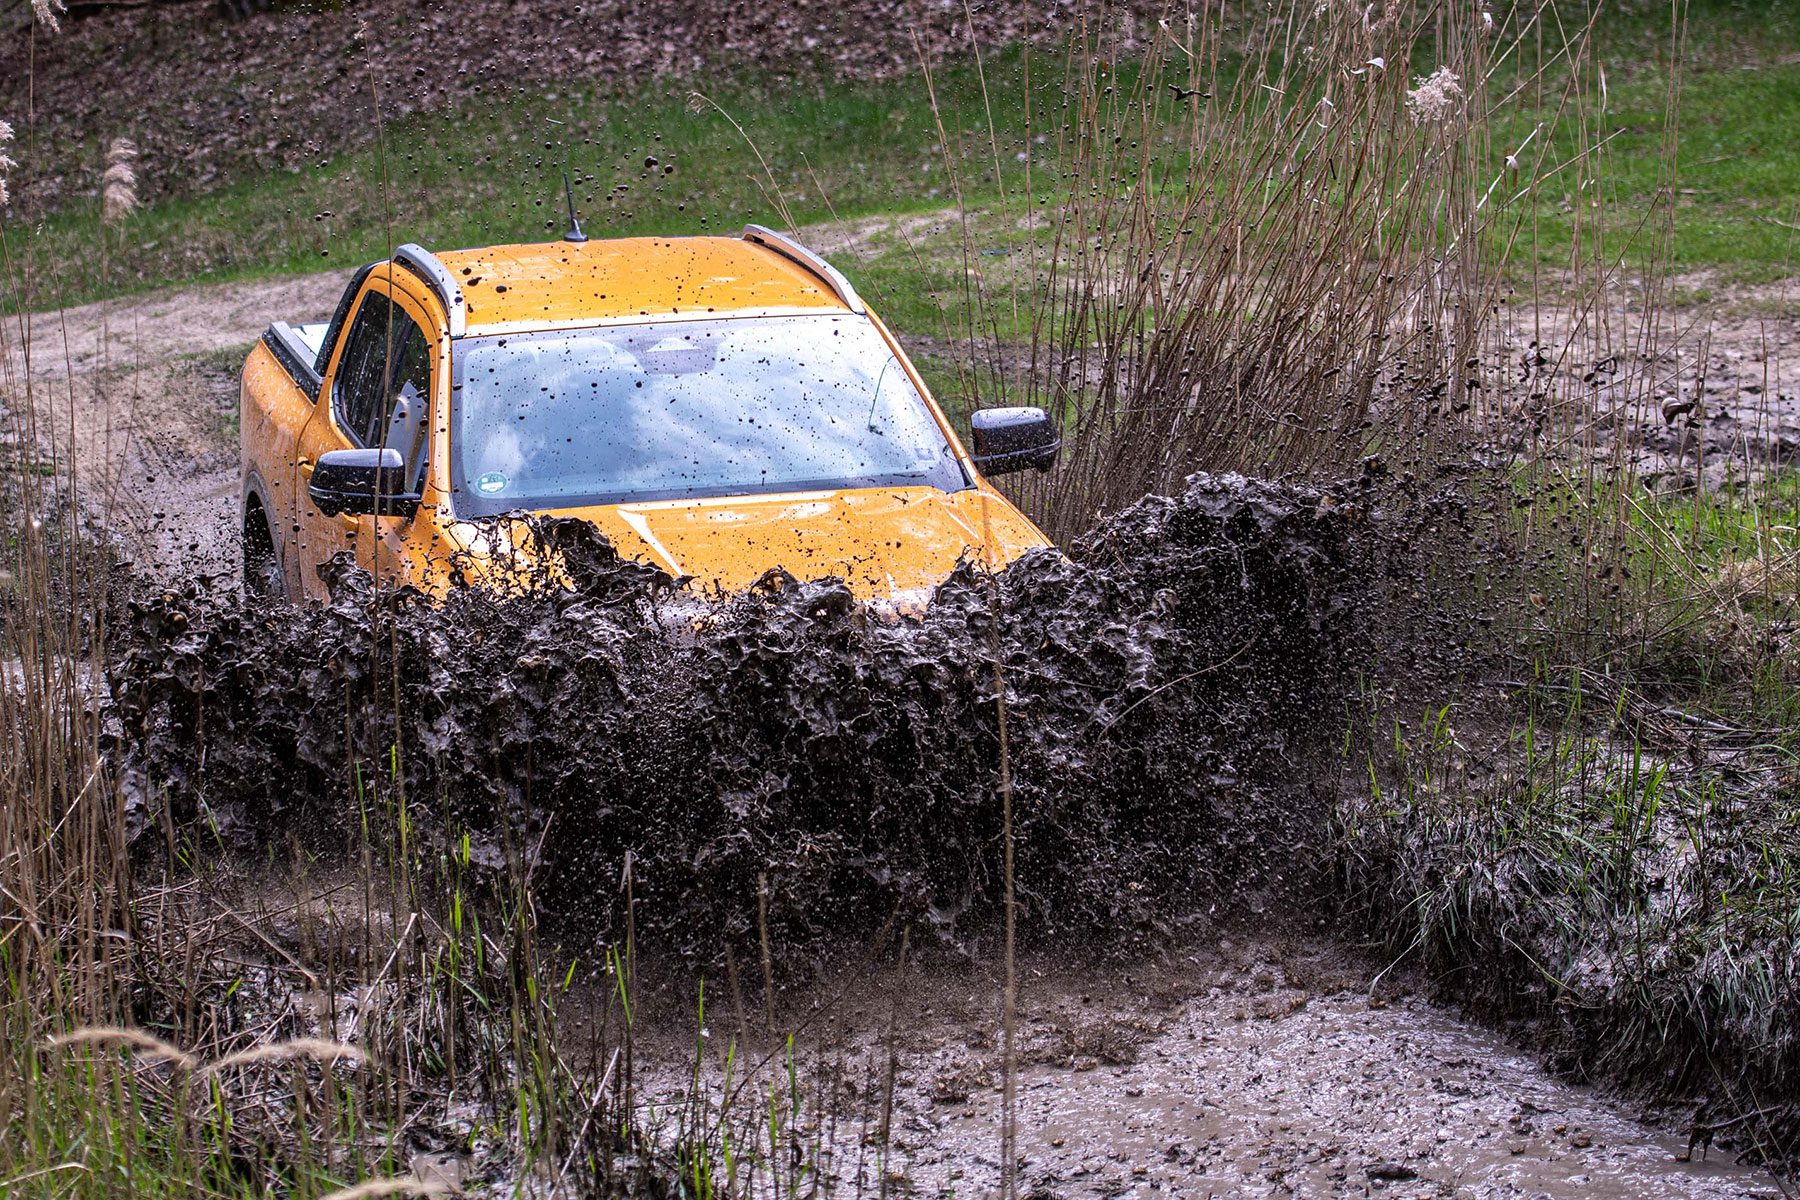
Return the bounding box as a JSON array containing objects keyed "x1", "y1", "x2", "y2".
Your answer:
[{"x1": 546, "y1": 486, "x2": 1050, "y2": 601}]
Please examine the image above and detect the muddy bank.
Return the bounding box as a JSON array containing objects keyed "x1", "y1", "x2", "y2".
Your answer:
[
  {"x1": 1490, "y1": 273, "x2": 1800, "y2": 488},
  {"x1": 107, "y1": 472, "x2": 1460, "y2": 959},
  {"x1": 1341, "y1": 720, "x2": 1800, "y2": 1169}
]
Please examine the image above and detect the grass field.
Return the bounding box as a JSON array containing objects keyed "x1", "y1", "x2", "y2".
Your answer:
[
  {"x1": 1500, "y1": 32, "x2": 1800, "y2": 280},
  {"x1": 5, "y1": 1, "x2": 1797, "y2": 321}
]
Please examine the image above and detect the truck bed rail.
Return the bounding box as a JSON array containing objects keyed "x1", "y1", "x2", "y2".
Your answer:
[{"x1": 261, "y1": 322, "x2": 323, "y2": 402}]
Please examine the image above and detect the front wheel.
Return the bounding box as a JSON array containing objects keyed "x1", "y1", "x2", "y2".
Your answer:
[{"x1": 242, "y1": 506, "x2": 287, "y2": 601}]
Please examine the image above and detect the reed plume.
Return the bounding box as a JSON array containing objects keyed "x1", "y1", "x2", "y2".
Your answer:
[
  {"x1": 0, "y1": 119, "x2": 14, "y2": 207},
  {"x1": 1406, "y1": 66, "x2": 1466, "y2": 124},
  {"x1": 48, "y1": 1028, "x2": 199, "y2": 1072},
  {"x1": 31, "y1": 0, "x2": 66, "y2": 33},
  {"x1": 101, "y1": 137, "x2": 139, "y2": 224}
]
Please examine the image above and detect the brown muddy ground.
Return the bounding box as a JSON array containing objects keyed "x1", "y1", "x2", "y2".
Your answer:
[
  {"x1": 626, "y1": 935, "x2": 1777, "y2": 1200},
  {"x1": 8, "y1": 267, "x2": 1796, "y2": 1199},
  {"x1": 186, "y1": 859, "x2": 1783, "y2": 1199}
]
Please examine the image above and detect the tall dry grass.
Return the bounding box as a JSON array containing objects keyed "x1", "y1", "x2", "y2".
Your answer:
[
  {"x1": 923, "y1": 1, "x2": 1511, "y2": 542},
  {"x1": 917, "y1": 1, "x2": 1796, "y2": 704},
  {"x1": 912, "y1": 0, "x2": 1751, "y2": 671}
]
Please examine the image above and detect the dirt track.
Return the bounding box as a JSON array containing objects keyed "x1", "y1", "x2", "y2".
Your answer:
[
  {"x1": 630, "y1": 936, "x2": 1776, "y2": 1200},
  {"x1": 4, "y1": 272, "x2": 344, "y2": 579}
]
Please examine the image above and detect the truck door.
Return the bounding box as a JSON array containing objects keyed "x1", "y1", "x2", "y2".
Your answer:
[{"x1": 296, "y1": 272, "x2": 438, "y2": 600}]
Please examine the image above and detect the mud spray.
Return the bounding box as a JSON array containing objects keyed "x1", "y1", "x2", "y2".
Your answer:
[
  {"x1": 107, "y1": 472, "x2": 1467, "y2": 960},
  {"x1": 76, "y1": 470, "x2": 1800, "y2": 1191}
]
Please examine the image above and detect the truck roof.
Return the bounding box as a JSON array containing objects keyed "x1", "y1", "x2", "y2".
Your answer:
[{"x1": 431, "y1": 235, "x2": 854, "y2": 334}]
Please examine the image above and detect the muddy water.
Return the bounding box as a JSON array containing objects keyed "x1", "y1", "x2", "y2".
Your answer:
[{"x1": 639, "y1": 938, "x2": 1774, "y2": 1200}]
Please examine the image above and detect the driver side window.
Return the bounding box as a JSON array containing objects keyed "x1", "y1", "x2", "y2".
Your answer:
[
  {"x1": 333, "y1": 292, "x2": 395, "y2": 448},
  {"x1": 333, "y1": 291, "x2": 433, "y2": 486}
]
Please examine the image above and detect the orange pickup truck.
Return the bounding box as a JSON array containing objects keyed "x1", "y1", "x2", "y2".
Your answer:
[{"x1": 239, "y1": 227, "x2": 1059, "y2": 604}]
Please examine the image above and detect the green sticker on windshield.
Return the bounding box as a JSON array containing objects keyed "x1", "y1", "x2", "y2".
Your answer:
[{"x1": 476, "y1": 472, "x2": 507, "y2": 495}]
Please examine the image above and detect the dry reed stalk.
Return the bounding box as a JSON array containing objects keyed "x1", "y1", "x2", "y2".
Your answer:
[
  {"x1": 922, "y1": 1, "x2": 1627, "y2": 546},
  {"x1": 317, "y1": 1177, "x2": 456, "y2": 1200}
]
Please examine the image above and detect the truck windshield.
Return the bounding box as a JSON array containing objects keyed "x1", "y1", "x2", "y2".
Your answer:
[{"x1": 450, "y1": 314, "x2": 966, "y2": 515}]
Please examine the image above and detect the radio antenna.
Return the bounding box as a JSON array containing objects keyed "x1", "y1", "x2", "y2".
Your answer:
[{"x1": 561, "y1": 171, "x2": 587, "y2": 243}]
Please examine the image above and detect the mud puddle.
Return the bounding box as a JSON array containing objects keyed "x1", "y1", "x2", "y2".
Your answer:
[{"x1": 629, "y1": 937, "x2": 1776, "y2": 1200}]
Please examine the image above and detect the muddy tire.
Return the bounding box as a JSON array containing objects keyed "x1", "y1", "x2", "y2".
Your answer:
[
  {"x1": 215, "y1": 0, "x2": 273, "y2": 21},
  {"x1": 242, "y1": 503, "x2": 287, "y2": 600}
]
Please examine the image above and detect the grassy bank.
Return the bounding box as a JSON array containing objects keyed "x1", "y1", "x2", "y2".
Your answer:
[
  {"x1": 6, "y1": 58, "x2": 1039, "y2": 316},
  {"x1": 1337, "y1": 442, "x2": 1800, "y2": 1159},
  {"x1": 4, "y1": 2, "x2": 1797, "y2": 319}
]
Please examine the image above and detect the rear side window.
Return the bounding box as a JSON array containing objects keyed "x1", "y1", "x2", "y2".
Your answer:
[{"x1": 392, "y1": 321, "x2": 431, "y2": 408}]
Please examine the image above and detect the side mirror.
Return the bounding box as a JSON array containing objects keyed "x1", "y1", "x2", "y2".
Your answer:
[
  {"x1": 969, "y1": 407, "x2": 1060, "y2": 476},
  {"x1": 310, "y1": 447, "x2": 420, "y2": 518}
]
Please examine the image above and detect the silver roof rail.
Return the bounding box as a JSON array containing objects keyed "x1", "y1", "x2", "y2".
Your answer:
[
  {"x1": 740, "y1": 225, "x2": 865, "y2": 314},
  {"x1": 392, "y1": 243, "x2": 468, "y2": 337}
]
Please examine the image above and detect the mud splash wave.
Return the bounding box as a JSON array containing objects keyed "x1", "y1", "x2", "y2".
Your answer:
[{"x1": 108, "y1": 473, "x2": 1444, "y2": 957}]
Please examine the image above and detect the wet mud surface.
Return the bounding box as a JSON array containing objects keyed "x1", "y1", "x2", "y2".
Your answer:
[
  {"x1": 624, "y1": 936, "x2": 1777, "y2": 1200},
  {"x1": 1492, "y1": 274, "x2": 1800, "y2": 491}
]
